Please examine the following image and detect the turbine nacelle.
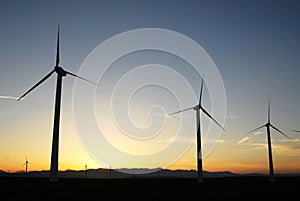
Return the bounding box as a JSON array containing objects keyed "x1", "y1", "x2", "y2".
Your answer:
[{"x1": 54, "y1": 66, "x2": 67, "y2": 76}]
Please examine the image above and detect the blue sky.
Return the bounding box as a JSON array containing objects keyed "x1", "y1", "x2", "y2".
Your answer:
[{"x1": 0, "y1": 0, "x2": 299, "y2": 173}]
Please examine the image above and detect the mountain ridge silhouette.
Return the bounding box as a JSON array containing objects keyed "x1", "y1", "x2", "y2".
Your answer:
[{"x1": 2, "y1": 167, "x2": 299, "y2": 179}]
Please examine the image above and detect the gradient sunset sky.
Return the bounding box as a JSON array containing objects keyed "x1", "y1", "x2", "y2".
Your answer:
[{"x1": 0, "y1": 0, "x2": 299, "y2": 174}]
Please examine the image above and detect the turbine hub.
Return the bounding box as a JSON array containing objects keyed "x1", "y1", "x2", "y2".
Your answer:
[{"x1": 55, "y1": 66, "x2": 67, "y2": 76}]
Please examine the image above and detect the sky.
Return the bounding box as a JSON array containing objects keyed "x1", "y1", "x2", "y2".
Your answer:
[{"x1": 0, "y1": 0, "x2": 299, "y2": 175}]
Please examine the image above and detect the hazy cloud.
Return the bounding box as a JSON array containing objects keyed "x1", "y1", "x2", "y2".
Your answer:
[
  {"x1": 290, "y1": 138, "x2": 300, "y2": 143},
  {"x1": 246, "y1": 138, "x2": 300, "y2": 157},
  {"x1": 0, "y1": 95, "x2": 23, "y2": 100},
  {"x1": 237, "y1": 137, "x2": 250, "y2": 144},
  {"x1": 251, "y1": 143, "x2": 268, "y2": 150},
  {"x1": 272, "y1": 143, "x2": 300, "y2": 157},
  {"x1": 227, "y1": 114, "x2": 240, "y2": 120},
  {"x1": 253, "y1": 131, "x2": 264, "y2": 136},
  {"x1": 204, "y1": 138, "x2": 225, "y2": 144},
  {"x1": 162, "y1": 136, "x2": 194, "y2": 143}
]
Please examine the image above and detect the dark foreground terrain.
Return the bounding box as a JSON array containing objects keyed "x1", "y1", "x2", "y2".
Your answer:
[{"x1": 1, "y1": 176, "x2": 299, "y2": 200}]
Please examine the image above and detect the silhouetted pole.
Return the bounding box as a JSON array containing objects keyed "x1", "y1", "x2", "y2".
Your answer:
[
  {"x1": 195, "y1": 106, "x2": 203, "y2": 183},
  {"x1": 266, "y1": 123, "x2": 275, "y2": 182},
  {"x1": 85, "y1": 164, "x2": 87, "y2": 179},
  {"x1": 49, "y1": 70, "x2": 65, "y2": 182}
]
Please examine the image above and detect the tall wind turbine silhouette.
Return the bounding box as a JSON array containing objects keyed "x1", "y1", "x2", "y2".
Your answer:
[
  {"x1": 18, "y1": 25, "x2": 96, "y2": 182},
  {"x1": 246, "y1": 100, "x2": 290, "y2": 182},
  {"x1": 168, "y1": 78, "x2": 225, "y2": 183}
]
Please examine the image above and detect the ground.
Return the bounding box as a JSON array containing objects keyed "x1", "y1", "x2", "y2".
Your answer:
[{"x1": 1, "y1": 176, "x2": 299, "y2": 200}]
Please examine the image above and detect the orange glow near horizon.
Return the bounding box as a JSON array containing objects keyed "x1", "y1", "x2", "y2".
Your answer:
[
  {"x1": 1, "y1": 112, "x2": 300, "y2": 175},
  {"x1": 2, "y1": 148, "x2": 300, "y2": 175}
]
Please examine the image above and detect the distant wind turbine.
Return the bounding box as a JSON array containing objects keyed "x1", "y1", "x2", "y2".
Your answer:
[
  {"x1": 246, "y1": 100, "x2": 290, "y2": 182},
  {"x1": 168, "y1": 78, "x2": 225, "y2": 183},
  {"x1": 109, "y1": 165, "x2": 112, "y2": 179},
  {"x1": 85, "y1": 164, "x2": 88, "y2": 179},
  {"x1": 18, "y1": 25, "x2": 97, "y2": 182},
  {"x1": 23, "y1": 155, "x2": 29, "y2": 174}
]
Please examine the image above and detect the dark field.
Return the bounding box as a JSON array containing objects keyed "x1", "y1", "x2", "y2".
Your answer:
[{"x1": 1, "y1": 176, "x2": 299, "y2": 200}]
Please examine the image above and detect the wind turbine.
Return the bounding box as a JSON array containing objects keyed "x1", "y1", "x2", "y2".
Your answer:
[
  {"x1": 84, "y1": 164, "x2": 87, "y2": 179},
  {"x1": 23, "y1": 155, "x2": 29, "y2": 174},
  {"x1": 246, "y1": 100, "x2": 290, "y2": 182},
  {"x1": 109, "y1": 165, "x2": 112, "y2": 179},
  {"x1": 18, "y1": 25, "x2": 97, "y2": 182},
  {"x1": 168, "y1": 78, "x2": 225, "y2": 183}
]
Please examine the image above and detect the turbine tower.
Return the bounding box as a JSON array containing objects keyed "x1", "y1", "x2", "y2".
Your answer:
[
  {"x1": 168, "y1": 78, "x2": 225, "y2": 183},
  {"x1": 246, "y1": 100, "x2": 290, "y2": 182},
  {"x1": 18, "y1": 25, "x2": 96, "y2": 182}
]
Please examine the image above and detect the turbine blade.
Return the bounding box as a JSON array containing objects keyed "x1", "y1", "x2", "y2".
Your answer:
[
  {"x1": 246, "y1": 125, "x2": 265, "y2": 134},
  {"x1": 66, "y1": 71, "x2": 97, "y2": 85},
  {"x1": 200, "y1": 106, "x2": 225, "y2": 131},
  {"x1": 270, "y1": 124, "x2": 291, "y2": 139},
  {"x1": 292, "y1": 130, "x2": 300, "y2": 132},
  {"x1": 168, "y1": 106, "x2": 195, "y2": 116},
  {"x1": 268, "y1": 99, "x2": 270, "y2": 123},
  {"x1": 199, "y1": 78, "x2": 204, "y2": 106},
  {"x1": 56, "y1": 25, "x2": 60, "y2": 67},
  {"x1": 18, "y1": 70, "x2": 55, "y2": 101}
]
